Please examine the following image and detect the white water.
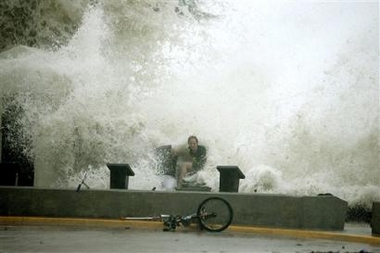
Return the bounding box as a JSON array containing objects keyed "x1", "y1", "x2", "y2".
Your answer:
[{"x1": 0, "y1": 0, "x2": 378, "y2": 208}]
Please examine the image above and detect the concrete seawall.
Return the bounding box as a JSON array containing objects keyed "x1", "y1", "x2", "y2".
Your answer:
[
  {"x1": 373, "y1": 202, "x2": 380, "y2": 235},
  {"x1": 0, "y1": 187, "x2": 347, "y2": 230}
]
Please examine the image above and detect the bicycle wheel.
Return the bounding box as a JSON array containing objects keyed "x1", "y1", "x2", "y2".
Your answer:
[{"x1": 197, "y1": 197, "x2": 233, "y2": 232}]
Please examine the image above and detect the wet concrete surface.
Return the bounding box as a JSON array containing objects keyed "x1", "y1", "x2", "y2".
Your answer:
[{"x1": 0, "y1": 224, "x2": 379, "y2": 253}]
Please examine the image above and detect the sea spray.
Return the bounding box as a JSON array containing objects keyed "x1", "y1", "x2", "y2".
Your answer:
[{"x1": 0, "y1": 1, "x2": 378, "y2": 210}]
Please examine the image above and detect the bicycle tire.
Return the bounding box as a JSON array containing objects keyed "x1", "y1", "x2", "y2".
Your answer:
[{"x1": 196, "y1": 197, "x2": 233, "y2": 232}]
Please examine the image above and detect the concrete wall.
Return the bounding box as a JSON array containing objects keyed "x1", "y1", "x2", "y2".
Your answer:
[
  {"x1": 0, "y1": 187, "x2": 347, "y2": 230},
  {"x1": 372, "y1": 202, "x2": 380, "y2": 235},
  {"x1": 0, "y1": 105, "x2": 2, "y2": 162}
]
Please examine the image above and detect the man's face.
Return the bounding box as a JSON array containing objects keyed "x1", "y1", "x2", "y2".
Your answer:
[{"x1": 188, "y1": 138, "x2": 198, "y2": 152}]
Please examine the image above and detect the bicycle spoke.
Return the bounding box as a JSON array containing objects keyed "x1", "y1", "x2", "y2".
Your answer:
[{"x1": 197, "y1": 197, "x2": 233, "y2": 232}]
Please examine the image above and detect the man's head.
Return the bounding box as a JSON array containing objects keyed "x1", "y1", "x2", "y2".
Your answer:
[{"x1": 188, "y1": 135, "x2": 198, "y2": 152}]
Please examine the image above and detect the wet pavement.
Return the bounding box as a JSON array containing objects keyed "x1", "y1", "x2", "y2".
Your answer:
[{"x1": 0, "y1": 222, "x2": 379, "y2": 253}]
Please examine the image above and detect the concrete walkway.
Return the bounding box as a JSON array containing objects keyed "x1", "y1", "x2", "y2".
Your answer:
[{"x1": 0, "y1": 216, "x2": 379, "y2": 253}]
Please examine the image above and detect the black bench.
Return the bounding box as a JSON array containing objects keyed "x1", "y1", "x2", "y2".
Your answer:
[
  {"x1": 106, "y1": 163, "x2": 135, "y2": 189},
  {"x1": 217, "y1": 165, "x2": 245, "y2": 192}
]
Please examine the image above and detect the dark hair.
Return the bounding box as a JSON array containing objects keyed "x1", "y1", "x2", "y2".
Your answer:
[{"x1": 188, "y1": 135, "x2": 198, "y2": 144}]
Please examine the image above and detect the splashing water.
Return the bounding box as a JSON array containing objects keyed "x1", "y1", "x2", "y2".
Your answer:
[{"x1": 0, "y1": 0, "x2": 378, "y2": 209}]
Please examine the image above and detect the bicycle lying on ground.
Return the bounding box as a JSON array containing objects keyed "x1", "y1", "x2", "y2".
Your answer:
[{"x1": 120, "y1": 197, "x2": 233, "y2": 232}]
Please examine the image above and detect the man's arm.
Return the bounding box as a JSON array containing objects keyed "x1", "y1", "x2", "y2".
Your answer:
[{"x1": 172, "y1": 145, "x2": 192, "y2": 161}]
